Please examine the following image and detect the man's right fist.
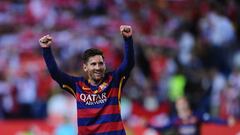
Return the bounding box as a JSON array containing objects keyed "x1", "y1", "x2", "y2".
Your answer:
[
  {"x1": 39, "y1": 35, "x2": 52, "y2": 48},
  {"x1": 120, "y1": 25, "x2": 132, "y2": 38}
]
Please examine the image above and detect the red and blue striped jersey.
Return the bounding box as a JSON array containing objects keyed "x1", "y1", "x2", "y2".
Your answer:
[{"x1": 42, "y1": 37, "x2": 134, "y2": 135}]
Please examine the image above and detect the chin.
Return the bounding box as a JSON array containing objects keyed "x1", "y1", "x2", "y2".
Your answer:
[{"x1": 94, "y1": 77, "x2": 103, "y2": 81}]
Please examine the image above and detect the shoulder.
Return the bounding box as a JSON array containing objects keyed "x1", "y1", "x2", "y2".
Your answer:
[
  {"x1": 72, "y1": 76, "x2": 85, "y2": 83},
  {"x1": 79, "y1": 76, "x2": 87, "y2": 81},
  {"x1": 108, "y1": 71, "x2": 119, "y2": 79}
]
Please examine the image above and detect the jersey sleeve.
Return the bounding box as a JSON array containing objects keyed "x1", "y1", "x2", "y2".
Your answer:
[
  {"x1": 42, "y1": 47, "x2": 77, "y2": 97},
  {"x1": 198, "y1": 112, "x2": 228, "y2": 125},
  {"x1": 115, "y1": 36, "x2": 135, "y2": 78}
]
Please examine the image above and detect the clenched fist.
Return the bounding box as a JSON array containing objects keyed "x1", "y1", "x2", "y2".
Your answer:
[
  {"x1": 120, "y1": 25, "x2": 132, "y2": 38},
  {"x1": 39, "y1": 35, "x2": 52, "y2": 48}
]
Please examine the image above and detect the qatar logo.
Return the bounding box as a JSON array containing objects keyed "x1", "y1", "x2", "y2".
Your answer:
[{"x1": 79, "y1": 92, "x2": 107, "y2": 105}]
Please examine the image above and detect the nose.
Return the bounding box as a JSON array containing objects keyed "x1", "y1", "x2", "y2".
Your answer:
[{"x1": 95, "y1": 64, "x2": 101, "y2": 70}]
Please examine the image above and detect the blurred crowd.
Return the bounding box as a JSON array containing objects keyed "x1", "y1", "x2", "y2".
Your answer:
[{"x1": 0, "y1": 0, "x2": 240, "y2": 134}]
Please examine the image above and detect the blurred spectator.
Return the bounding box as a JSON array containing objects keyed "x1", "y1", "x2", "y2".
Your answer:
[
  {"x1": 199, "y1": 9, "x2": 235, "y2": 46},
  {"x1": 150, "y1": 97, "x2": 235, "y2": 135},
  {"x1": 209, "y1": 67, "x2": 226, "y2": 117},
  {"x1": 54, "y1": 116, "x2": 77, "y2": 135},
  {"x1": 220, "y1": 82, "x2": 240, "y2": 119},
  {"x1": 15, "y1": 71, "x2": 38, "y2": 118},
  {"x1": 0, "y1": 71, "x2": 13, "y2": 118},
  {"x1": 168, "y1": 70, "x2": 186, "y2": 102},
  {"x1": 47, "y1": 92, "x2": 77, "y2": 128},
  {"x1": 199, "y1": 3, "x2": 236, "y2": 75}
]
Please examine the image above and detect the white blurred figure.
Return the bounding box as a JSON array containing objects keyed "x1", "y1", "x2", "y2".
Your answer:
[
  {"x1": 231, "y1": 51, "x2": 240, "y2": 88},
  {"x1": 28, "y1": 0, "x2": 50, "y2": 22},
  {"x1": 55, "y1": 116, "x2": 77, "y2": 135},
  {"x1": 47, "y1": 92, "x2": 77, "y2": 135},
  {"x1": 0, "y1": 72, "x2": 13, "y2": 118},
  {"x1": 15, "y1": 71, "x2": 37, "y2": 118},
  {"x1": 220, "y1": 83, "x2": 240, "y2": 119},
  {"x1": 209, "y1": 68, "x2": 226, "y2": 117},
  {"x1": 199, "y1": 11, "x2": 235, "y2": 46},
  {"x1": 199, "y1": 9, "x2": 235, "y2": 75},
  {"x1": 178, "y1": 32, "x2": 195, "y2": 66},
  {"x1": 143, "y1": 128, "x2": 159, "y2": 135},
  {"x1": 120, "y1": 96, "x2": 132, "y2": 121}
]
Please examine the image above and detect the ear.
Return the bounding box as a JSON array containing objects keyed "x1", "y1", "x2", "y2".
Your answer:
[{"x1": 83, "y1": 64, "x2": 87, "y2": 72}]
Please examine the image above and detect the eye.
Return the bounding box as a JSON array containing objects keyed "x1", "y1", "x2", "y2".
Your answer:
[
  {"x1": 91, "y1": 62, "x2": 96, "y2": 66},
  {"x1": 99, "y1": 62, "x2": 104, "y2": 65}
]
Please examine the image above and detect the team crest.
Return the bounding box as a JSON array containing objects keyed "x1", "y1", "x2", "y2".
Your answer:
[{"x1": 99, "y1": 82, "x2": 108, "y2": 91}]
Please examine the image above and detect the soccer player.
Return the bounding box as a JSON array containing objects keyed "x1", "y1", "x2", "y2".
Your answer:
[
  {"x1": 149, "y1": 97, "x2": 236, "y2": 135},
  {"x1": 39, "y1": 25, "x2": 134, "y2": 135}
]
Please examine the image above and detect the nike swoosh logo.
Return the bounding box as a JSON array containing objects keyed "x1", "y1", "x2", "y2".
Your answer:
[{"x1": 82, "y1": 86, "x2": 91, "y2": 90}]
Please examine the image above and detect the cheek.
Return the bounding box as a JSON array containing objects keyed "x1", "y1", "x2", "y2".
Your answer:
[
  {"x1": 88, "y1": 68, "x2": 94, "y2": 73},
  {"x1": 102, "y1": 64, "x2": 106, "y2": 70}
]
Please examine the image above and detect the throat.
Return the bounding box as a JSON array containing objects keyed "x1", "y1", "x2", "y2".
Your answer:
[{"x1": 88, "y1": 79, "x2": 102, "y2": 86}]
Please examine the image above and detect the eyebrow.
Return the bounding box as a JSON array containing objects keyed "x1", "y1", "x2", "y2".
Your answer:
[{"x1": 89, "y1": 61, "x2": 104, "y2": 64}]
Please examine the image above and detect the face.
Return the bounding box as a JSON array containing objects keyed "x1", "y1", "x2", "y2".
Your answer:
[
  {"x1": 83, "y1": 55, "x2": 106, "y2": 83},
  {"x1": 176, "y1": 97, "x2": 191, "y2": 119}
]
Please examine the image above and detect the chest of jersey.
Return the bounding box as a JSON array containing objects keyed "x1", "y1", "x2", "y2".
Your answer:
[{"x1": 75, "y1": 75, "x2": 120, "y2": 108}]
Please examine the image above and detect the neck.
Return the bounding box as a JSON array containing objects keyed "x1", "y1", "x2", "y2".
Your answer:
[
  {"x1": 88, "y1": 79, "x2": 102, "y2": 86},
  {"x1": 179, "y1": 110, "x2": 192, "y2": 120}
]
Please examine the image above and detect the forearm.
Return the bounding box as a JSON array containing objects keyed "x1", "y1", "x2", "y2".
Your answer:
[
  {"x1": 123, "y1": 36, "x2": 135, "y2": 71},
  {"x1": 42, "y1": 47, "x2": 61, "y2": 80},
  {"x1": 204, "y1": 117, "x2": 228, "y2": 125},
  {"x1": 42, "y1": 47, "x2": 76, "y2": 96},
  {"x1": 42, "y1": 47, "x2": 75, "y2": 86},
  {"x1": 116, "y1": 36, "x2": 135, "y2": 76}
]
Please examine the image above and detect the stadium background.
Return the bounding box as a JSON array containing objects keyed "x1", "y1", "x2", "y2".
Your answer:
[{"x1": 0, "y1": 0, "x2": 240, "y2": 134}]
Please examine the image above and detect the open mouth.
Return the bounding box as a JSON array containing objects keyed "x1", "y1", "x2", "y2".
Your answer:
[{"x1": 94, "y1": 72, "x2": 102, "y2": 76}]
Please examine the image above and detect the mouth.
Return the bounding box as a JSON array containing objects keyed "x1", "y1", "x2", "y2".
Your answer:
[{"x1": 94, "y1": 71, "x2": 103, "y2": 77}]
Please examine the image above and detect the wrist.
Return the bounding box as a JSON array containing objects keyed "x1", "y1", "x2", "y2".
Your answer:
[
  {"x1": 41, "y1": 45, "x2": 50, "y2": 48},
  {"x1": 123, "y1": 36, "x2": 132, "y2": 40}
]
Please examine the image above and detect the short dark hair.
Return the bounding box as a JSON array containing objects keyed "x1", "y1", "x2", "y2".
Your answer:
[{"x1": 82, "y1": 48, "x2": 104, "y2": 63}]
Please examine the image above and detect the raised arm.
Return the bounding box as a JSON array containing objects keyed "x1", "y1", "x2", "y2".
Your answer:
[
  {"x1": 115, "y1": 25, "x2": 135, "y2": 77},
  {"x1": 39, "y1": 35, "x2": 76, "y2": 97}
]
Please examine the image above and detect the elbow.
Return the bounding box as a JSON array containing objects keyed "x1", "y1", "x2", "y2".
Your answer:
[
  {"x1": 48, "y1": 71, "x2": 58, "y2": 81},
  {"x1": 47, "y1": 68, "x2": 60, "y2": 81}
]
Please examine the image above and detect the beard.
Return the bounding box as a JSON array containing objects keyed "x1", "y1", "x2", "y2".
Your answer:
[{"x1": 89, "y1": 71, "x2": 105, "y2": 84}]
